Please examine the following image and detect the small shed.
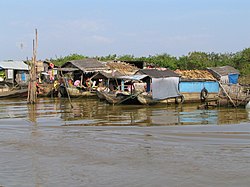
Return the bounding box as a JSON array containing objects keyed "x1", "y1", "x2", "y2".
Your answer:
[
  {"x1": 207, "y1": 66, "x2": 240, "y2": 84},
  {"x1": 136, "y1": 68, "x2": 181, "y2": 100},
  {"x1": 0, "y1": 60, "x2": 29, "y2": 85}
]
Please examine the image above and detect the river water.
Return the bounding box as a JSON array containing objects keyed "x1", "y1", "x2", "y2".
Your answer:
[{"x1": 0, "y1": 97, "x2": 250, "y2": 187}]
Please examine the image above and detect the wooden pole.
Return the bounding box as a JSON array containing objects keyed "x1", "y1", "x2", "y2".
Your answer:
[
  {"x1": 27, "y1": 29, "x2": 38, "y2": 104},
  {"x1": 60, "y1": 68, "x2": 74, "y2": 109}
]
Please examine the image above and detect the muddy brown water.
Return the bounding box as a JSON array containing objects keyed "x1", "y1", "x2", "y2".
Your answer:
[{"x1": 0, "y1": 97, "x2": 250, "y2": 187}]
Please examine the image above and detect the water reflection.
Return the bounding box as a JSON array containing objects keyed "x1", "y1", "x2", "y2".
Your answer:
[
  {"x1": 1, "y1": 98, "x2": 250, "y2": 187},
  {"x1": 0, "y1": 98, "x2": 249, "y2": 126}
]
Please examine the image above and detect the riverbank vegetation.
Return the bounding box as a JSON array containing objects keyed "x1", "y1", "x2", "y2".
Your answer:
[{"x1": 51, "y1": 48, "x2": 250, "y2": 84}]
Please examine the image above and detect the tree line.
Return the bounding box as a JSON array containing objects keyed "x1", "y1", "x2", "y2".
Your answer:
[{"x1": 51, "y1": 48, "x2": 250, "y2": 76}]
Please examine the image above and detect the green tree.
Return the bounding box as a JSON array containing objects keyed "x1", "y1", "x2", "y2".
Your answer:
[
  {"x1": 117, "y1": 54, "x2": 135, "y2": 61},
  {"x1": 151, "y1": 53, "x2": 177, "y2": 70},
  {"x1": 51, "y1": 53, "x2": 87, "y2": 66},
  {"x1": 233, "y1": 48, "x2": 250, "y2": 75}
]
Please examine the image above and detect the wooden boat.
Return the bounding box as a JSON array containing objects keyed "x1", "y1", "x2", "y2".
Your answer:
[
  {"x1": 137, "y1": 92, "x2": 184, "y2": 105},
  {"x1": 67, "y1": 87, "x2": 96, "y2": 97},
  {"x1": 0, "y1": 87, "x2": 28, "y2": 98},
  {"x1": 218, "y1": 83, "x2": 250, "y2": 107},
  {"x1": 58, "y1": 85, "x2": 96, "y2": 98},
  {"x1": 37, "y1": 83, "x2": 57, "y2": 97},
  {"x1": 96, "y1": 87, "x2": 110, "y2": 100},
  {"x1": 96, "y1": 89, "x2": 106, "y2": 100},
  {"x1": 102, "y1": 90, "x2": 140, "y2": 105}
]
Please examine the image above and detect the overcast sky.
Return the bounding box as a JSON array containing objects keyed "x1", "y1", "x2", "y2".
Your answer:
[{"x1": 0, "y1": 0, "x2": 250, "y2": 60}]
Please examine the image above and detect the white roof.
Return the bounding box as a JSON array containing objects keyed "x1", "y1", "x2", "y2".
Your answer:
[
  {"x1": 0, "y1": 61, "x2": 29, "y2": 70},
  {"x1": 118, "y1": 74, "x2": 149, "y2": 81}
]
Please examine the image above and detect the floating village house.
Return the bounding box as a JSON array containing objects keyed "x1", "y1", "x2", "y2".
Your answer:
[
  {"x1": 175, "y1": 69, "x2": 219, "y2": 102},
  {"x1": 60, "y1": 58, "x2": 109, "y2": 85},
  {"x1": 91, "y1": 61, "x2": 139, "y2": 90},
  {"x1": 136, "y1": 68, "x2": 181, "y2": 100},
  {"x1": 0, "y1": 60, "x2": 29, "y2": 87},
  {"x1": 207, "y1": 66, "x2": 249, "y2": 107}
]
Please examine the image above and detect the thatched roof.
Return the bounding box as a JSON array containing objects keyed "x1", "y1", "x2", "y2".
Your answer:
[
  {"x1": 174, "y1": 69, "x2": 216, "y2": 81},
  {"x1": 61, "y1": 58, "x2": 108, "y2": 73},
  {"x1": 106, "y1": 61, "x2": 138, "y2": 75},
  {"x1": 136, "y1": 68, "x2": 179, "y2": 78}
]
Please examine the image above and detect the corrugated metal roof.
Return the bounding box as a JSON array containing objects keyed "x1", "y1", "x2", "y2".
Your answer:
[
  {"x1": 207, "y1": 66, "x2": 240, "y2": 77},
  {"x1": 91, "y1": 71, "x2": 124, "y2": 79},
  {"x1": 59, "y1": 67, "x2": 79, "y2": 72},
  {"x1": 0, "y1": 61, "x2": 29, "y2": 70},
  {"x1": 61, "y1": 58, "x2": 108, "y2": 72},
  {"x1": 136, "y1": 68, "x2": 179, "y2": 78}
]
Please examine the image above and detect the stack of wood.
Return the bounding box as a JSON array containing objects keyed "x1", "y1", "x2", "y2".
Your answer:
[
  {"x1": 175, "y1": 69, "x2": 216, "y2": 80},
  {"x1": 107, "y1": 61, "x2": 138, "y2": 75}
]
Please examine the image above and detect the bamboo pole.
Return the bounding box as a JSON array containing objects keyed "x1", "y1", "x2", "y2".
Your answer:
[{"x1": 219, "y1": 82, "x2": 236, "y2": 107}]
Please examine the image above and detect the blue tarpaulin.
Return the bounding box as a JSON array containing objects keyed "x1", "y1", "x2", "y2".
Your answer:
[
  {"x1": 228, "y1": 74, "x2": 239, "y2": 84},
  {"x1": 179, "y1": 81, "x2": 219, "y2": 93},
  {"x1": 21, "y1": 72, "x2": 26, "y2": 81}
]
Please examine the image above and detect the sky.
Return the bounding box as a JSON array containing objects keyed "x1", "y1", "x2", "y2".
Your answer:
[{"x1": 0, "y1": 0, "x2": 250, "y2": 60}]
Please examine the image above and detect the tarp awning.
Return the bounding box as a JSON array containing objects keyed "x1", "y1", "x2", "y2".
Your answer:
[
  {"x1": 152, "y1": 77, "x2": 180, "y2": 100},
  {"x1": 118, "y1": 75, "x2": 149, "y2": 81}
]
